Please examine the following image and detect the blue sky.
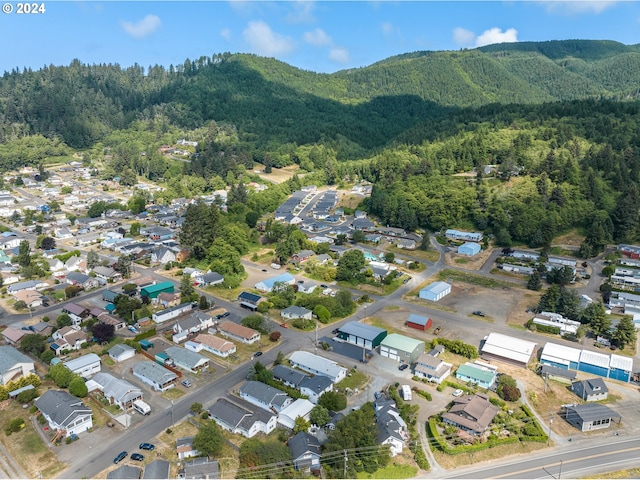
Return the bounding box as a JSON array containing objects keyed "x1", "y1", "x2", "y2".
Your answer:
[{"x1": 1, "y1": 1, "x2": 640, "y2": 74}]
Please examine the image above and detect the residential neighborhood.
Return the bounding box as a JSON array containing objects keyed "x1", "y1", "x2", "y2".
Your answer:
[{"x1": 0, "y1": 162, "x2": 638, "y2": 480}]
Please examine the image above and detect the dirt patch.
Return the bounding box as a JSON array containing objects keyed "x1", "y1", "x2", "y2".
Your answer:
[
  {"x1": 338, "y1": 193, "x2": 366, "y2": 210},
  {"x1": 507, "y1": 291, "x2": 543, "y2": 327},
  {"x1": 553, "y1": 230, "x2": 586, "y2": 247},
  {"x1": 445, "y1": 248, "x2": 495, "y2": 271}
]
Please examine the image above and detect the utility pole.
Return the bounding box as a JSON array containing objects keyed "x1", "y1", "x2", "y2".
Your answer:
[
  {"x1": 343, "y1": 450, "x2": 348, "y2": 478},
  {"x1": 547, "y1": 415, "x2": 554, "y2": 446}
]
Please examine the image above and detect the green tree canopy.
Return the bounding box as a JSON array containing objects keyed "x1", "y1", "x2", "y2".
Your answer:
[{"x1": 192, "y1": 420, "x2": 225, "y2": 458}]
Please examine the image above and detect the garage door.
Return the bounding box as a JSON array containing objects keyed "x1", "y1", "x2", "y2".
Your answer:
[{"x1": 381, "y1": 347, "x2": 399, "y2": 361}]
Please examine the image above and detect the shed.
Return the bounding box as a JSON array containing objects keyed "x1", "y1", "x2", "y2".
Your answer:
[
  {"x1": 337, "y1": 321, "x2": 387, "y2": 349},
  {"x1": 458, "y1": 242, "x2": 482, "y2": 256},
  {"x1": 139, "y1": 339, "x2": 154, "y2": 351},
  {"x1": 565, "y1": 403, "x2": 620, "y2": 432},
  {"x1": 419, "y1": 282, "x2": 451, "y2": 302},
  {"x1": 406, "y1": 314, "x2": 432, "y2": 331},
  {"x1": 379, "y1": 334, "x2": 425, "y2": 364}
]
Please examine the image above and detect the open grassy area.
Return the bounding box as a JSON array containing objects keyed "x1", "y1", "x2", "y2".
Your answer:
[
  {"x1": 437, "y1": 269, "x2": 520, "y2": 289},
  {"x1": 366, "y1": 317, "x2": 404, "y2": 335},
  {"x1": 388, "y1": 245, "x2": 440, "y2": 263},
  {"x1": 336, "y1": 370, "x2": 368, "y2": 391},
  {"x1": 161, "y1": 388, "x2": 186, "y2": 401},
  {"x1": 0, "y1": 401, "x2": 66, "y2": 479},
  {"x1": 356, "y1": 462, "x2": 418, "y2": 478},
  {"x1": 583, "y1": 468, "x2": 640, "y2": 479}
]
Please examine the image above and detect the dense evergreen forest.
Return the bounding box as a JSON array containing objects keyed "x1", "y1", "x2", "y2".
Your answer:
[{"x1": 2, "y1": 39, "x2": 640, "y2": 254}]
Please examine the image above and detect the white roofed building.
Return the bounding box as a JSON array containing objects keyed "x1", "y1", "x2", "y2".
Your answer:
[
  {"x1": 288, "y1": 351, "x2": 347, "y2": 384},
  {"x1": 480, "y1": 333, "x2": 537, "y2": 368}
]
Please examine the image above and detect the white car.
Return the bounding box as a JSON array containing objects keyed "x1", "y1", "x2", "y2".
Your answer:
[{"x1": 452, "y1": 389, "x2": 464, "y2": 397}]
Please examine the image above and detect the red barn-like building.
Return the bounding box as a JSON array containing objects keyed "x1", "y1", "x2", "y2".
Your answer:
[{"x1": 407, "y1": 314, "x2": 432, "y2": 331}]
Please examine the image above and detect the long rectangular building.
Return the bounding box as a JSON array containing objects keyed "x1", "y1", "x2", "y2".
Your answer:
[{"x1": 540, "y1": 342, "x2": 633, "y2": 383}]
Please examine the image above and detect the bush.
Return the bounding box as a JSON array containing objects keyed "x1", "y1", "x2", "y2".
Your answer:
[
  {"x1": 9, "y1": 418, "x2": 24, "y2": 433},
  {"x1": 269, "y1": 331, "x2": 281, "y2": 342},
  {"x1": 434, "y1": 338, "x2": 478, "y2": 359},
  {"x1": 16, "y1": 388, "x2": 38, "y2": 403}
]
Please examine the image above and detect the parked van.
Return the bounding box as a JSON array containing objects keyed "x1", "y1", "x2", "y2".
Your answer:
[
  {"x1": 133, "y1": 399, "x2": 151, "y2": 415},
  {"x1": 401, "y1": 385, "x2": 412, "y2": 401}
]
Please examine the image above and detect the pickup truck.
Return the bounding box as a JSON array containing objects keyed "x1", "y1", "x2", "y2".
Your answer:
[{"x1": 433, "y1": 325, "x2": 442, "y2": 335}]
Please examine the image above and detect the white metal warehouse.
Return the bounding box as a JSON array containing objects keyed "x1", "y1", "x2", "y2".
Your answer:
[{"x1": 480, "y1": 333, "x2": 537, "y2": 367}]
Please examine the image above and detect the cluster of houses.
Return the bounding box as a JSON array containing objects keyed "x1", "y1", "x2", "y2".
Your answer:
[
  {"x1": 500, "y1": 248, "x2": 578, "y2": 276},
  {"x1": 273, "y1": 188, "x2": 421, "y2": 250},
  {"x1": 205, "y1": 349, "x2": 408, "y2": 471}
]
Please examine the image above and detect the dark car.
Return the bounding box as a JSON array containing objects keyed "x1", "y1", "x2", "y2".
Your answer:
[
  {"x1": 253, "y1": 351, "x2": 263, "y2": 358},
  {"x1": 261, "y1": 269, "x2": 268, "y2": 272},
  {"x1": 472, "y1": 311, "x2": 486, "y2": 317},
  {"x1": 221, "y1": 312, "x2": 230, "y2": 318},
  {"x1": 399, "y1": 363, "x2": 409, "y2": 371},
  {"x1": 139, "y1": 443, "x2": 155, "y2": 451},
  {"x1": 331, "y1": 328, "x2": 339, "y2": 334},
  {"x1": 320, "y1": 284, "x2": 328, "y2": 288},
  {"x1": 131, "y1": 453, "x2": 145, "y2": 461},
  {"x1": 113, "y1": 451, "x2": 127, "y2": 464}
]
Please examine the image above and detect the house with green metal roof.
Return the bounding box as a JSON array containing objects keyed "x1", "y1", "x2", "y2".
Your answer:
[
  {"x1": 140, "y1": 281, "x2": 174, "y2": 300},
  {"x1": 455, "y1": 362, "x2": 498, "y2": 389},
  {"x1": 379, "y1": 334, "x2": 425, "y2": 364}
]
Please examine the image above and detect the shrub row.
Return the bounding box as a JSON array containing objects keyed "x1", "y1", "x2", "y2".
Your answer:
[
  {"x1": 433, "y1": 338, "x2": 478, "y2": 359},
  {"x1": 134, "y1": 328, "x2": 157, "y2": 341},
  {"x1": 0, "y1": 374, "x2": 41, "y2": 401}
]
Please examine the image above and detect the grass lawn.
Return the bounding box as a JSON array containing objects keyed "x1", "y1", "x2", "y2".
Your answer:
[
  {"x1": 436, "y1": 269, "x2": 519, "y2": 289},
  {"x1": 0, "y1": 401, "x2": 66, "y2": 479},
  {"x1": 336, "y1": 370, "x2": 368, "y2": 391},
  {"x1": 366, "y1": 317, "x2": 403, "y2": 335},
  {"x1": 161, "y1": 388, "x2": 185, "y2": 401},
  {"x1": 584, "y1": 468, "x2": 640, "y2": 479},
  {"x1": 356, "y1": 463, "x2": 418, "y2": 479}
]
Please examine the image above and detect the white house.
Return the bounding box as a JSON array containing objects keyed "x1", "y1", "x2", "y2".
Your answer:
[
  {"x1": 281, "y1": 306, "x2": 313, "y2": 321},
  {"x1": 289, "y1": 351, "x2": 347, "y2": 384},
  {"x1": 277, "y1": 399, "x2": 314, "y2": 430},
  {"x1": 63, "y1": 353, "x2": 101, "y2": 378},
  {"x1": 108, "y1": 344, "x2": 136, "y2": 363},
  {"x1": 132, "y1": 362, "x2": 177, "y2": 392},
  {"x1": 208, "y1": 398, "x2": 277, "y2": 438},
  {"x1": 0, "y1": 346, "x2": 35, "y2": 386},
  {"x1": 34, "y1": 390, "x2": 93, "y2": 437},
  {"x1": 190, "y1": 334, "x2": 236, "y2": 358}
]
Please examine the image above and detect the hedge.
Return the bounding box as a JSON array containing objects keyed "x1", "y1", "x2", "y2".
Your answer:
[
  {"x1": 526, "y1": 320, "x2": 561, "y2": 335},
  {"x1": 0, "y1": 374, "x2": 42, "y2": 401},
  {"x1": 433, "y1": 338, "x2": 479, "y2": 359},
  {"x1": 134, "y1": 329, "x2": 157, "y2": 341}
]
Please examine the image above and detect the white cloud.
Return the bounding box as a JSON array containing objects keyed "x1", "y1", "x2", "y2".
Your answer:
[
  {"x1": 475, "y1": 27, "x2": 518, "y2": 47},
  {"x1": 329, "y1": 47, "x2": 350, "y2": 64},
  {"x1": 120, "y1": 14, "x2": 161, "y2": 39},
  {"x1": 286, "y1": 1, "x2": 315, "y2": 23},
  {"x1": 303, "y1": 28, "x2": 332, "y2": 47},
  {"x1": 539, "y1": 1, "x2": 619, "y2": 15},
  {"x1": 381, "y1": 22, "x2": 395, "y2": 37},
  {"x1": 243, "y1": 21, "x2": 294, "y2": 56},
  {"x1": 220, "y1": 28, "x2": 232, "y2": 41},
  {"x1": 453, "y1": 27, "x2": 476, "y2": 46}
]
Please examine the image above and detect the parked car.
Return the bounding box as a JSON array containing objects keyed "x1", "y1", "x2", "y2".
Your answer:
[
  {"x1": 261, "y1": 269, "x2": 268, "y2": 272},
  {"x1": 452, "y1": 389, "x2": 464, "y2": 397},
  {"x1": 221, "y1": 312, "x2": 230, "y2": 318},
  {"x1": 131, "y1": 453, "x2": 144, "y2": 461},
  {"x1": 128, "y1": 326, "x2": 139, "y2": 333},
  {"x1": 433, "y1": 326, "x2": 442, "y2": 335},
  {"x1": 472, "y1": 311, "x2": 486, "y2": 317},
  {"x1": 253, "y1": 351, "x2": 263, "y2": 358},
  {"x1": 399, "y1": 363, "x2": 409, "y2": 371},
  {"x1": 113, "y1": 451, "x2": 127, "y2": 464},
  {"x1": 181, "y1": 379, "x2": 192, "y2": 388},
  {"x1": 139, "y1": 443, "x2": 155, "y2": 451}
]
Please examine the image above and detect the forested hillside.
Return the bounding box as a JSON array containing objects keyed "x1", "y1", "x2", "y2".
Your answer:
[
  {"x1": 2, "y1": 40, "x2": 640, "y2": 253},
  {"x1": 2, "y1": 40, "x2": 640, "y2": 152}
]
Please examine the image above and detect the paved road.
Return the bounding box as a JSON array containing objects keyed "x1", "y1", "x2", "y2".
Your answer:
[{"x1": 441, "y1": 435, "x2": 640, "y2": 479}]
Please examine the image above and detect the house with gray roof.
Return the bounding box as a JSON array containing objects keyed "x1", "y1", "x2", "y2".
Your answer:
[
  {"x1": 289, "y1": 351, "x2": 347, "y2": 384},
  {"x1": 239, "y1": 381, "x2": 293, "y2": 413},
  {"x1": 64, "y1": 353, "x2": 101, "y2": 378},
  {"x1": 271, "y1": 365, "x2": 308, "y2": 388},
  {"x1": 208, "y1": 397, "x2": 277, "y2": 438},
  {"x1": 7, "y1": 280, "x2": 46, "y2": 294},
  {"x1": 107, "y1": 465, "x2": 142, "y2": 479},
  {"x1": 132, "y1": 361, "x2": 177, "y2": 391},
  {"x1": 288, "y1": 431, "x2": 321, "y2": 472},
  {"x1": 197, "y1": 272, "x2": 224, "y2": 287},
  {"x1": 34, "y1": 389, "x2": 93, "y2": 437},
  {"x1": 66, "y1": 271, "x2": 99, "y2": 290},
  {"x1": 0, "y1": 345, "x2": 35, "y2": 386},
  {"x1": 565, "y1": 403, "x2": 621, "y2": 432},
  {"x1": 143, "y1": 460, "x2": 170, "y2": 480},
  {"x1": 108, "y1": 344, "x2": 136, "y2": 363},
  {"x1": 173, "y1": 313, "x2": 215, "y2": 335},
  {"x1": 299, "y1": 375, "x2": 334, "y2": 404},
  {"x1": 281, "y1": 305, "x2": 312, "y2": 320},
  {"x1": 374, "y1": 395, "x2": 408, "y2": 457},
  {"x1": 176, "y1": 436, "x2": 199, "y2": 460},
  {"x1": 165, "y1": 346, "x2": 209, "y2": 372},
  {"x1": 572, "y1": 378, "x2": 609, "y2": 402},
  {"x1": 86, "y1": 372, "x2": 143, "y2": 409},
  {"x1": 178, "y1": 457, "x2": 220, "y2": 479}
]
